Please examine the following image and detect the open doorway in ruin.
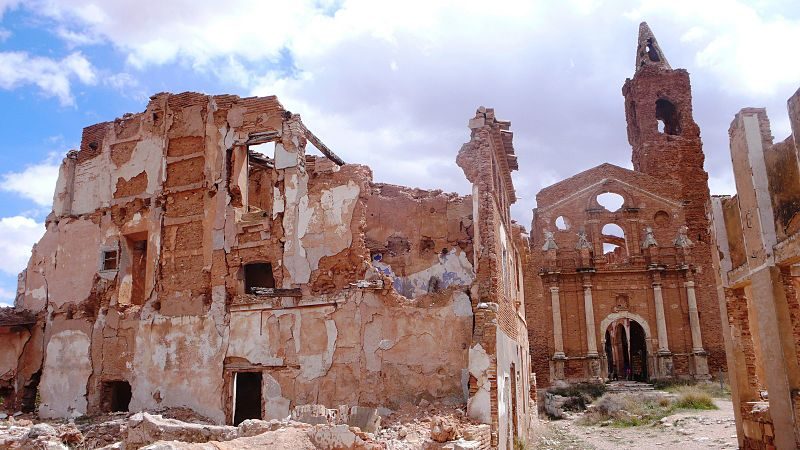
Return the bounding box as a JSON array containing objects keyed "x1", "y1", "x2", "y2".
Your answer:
[
  {"x1": 605, "y1": 319, "x2": 648, "y2": 381},
  {"x1": 233, "y1": 372, "x2": 262, "y2": 426},
  {"x1": 125, "y1": 233, "x2": 148, "y2": 305},
  {"x1": 102, "y1": 380, "x2": 132, "y2": 412},
  {"x1": 20, "y1": 370, "x2": 40, "y2": 413},
  {"x1": 244, "y1": 263, "x2": 275, "y2": 294}
]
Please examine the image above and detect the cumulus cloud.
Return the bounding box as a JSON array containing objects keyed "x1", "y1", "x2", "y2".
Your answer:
[
  {"x1": 1, "y1": 157, "x2": 61, "y2": 207},
  {"x1": 0, "y1": 51, "x2": 96, "y2": 105},
  {"x1": 0, "y1": 216, "x2": 44, "y2": 277},
  {"x1": 12, "y1": 0, "x2": 798, "y2": 224}
]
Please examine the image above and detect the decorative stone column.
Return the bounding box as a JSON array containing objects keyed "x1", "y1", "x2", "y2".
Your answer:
[
  {"x1": 582, "y1": 275, "x2": 601, "y2": 380},
  {"x1": 550, "y1": 285, "x2": 566, "y2": 381},
  {"x1": 651, "y1": 273, "x2": 673, "y2": 378},
  {"x1": 685, "y1": 280, "x2": 710, "y2": 379}
]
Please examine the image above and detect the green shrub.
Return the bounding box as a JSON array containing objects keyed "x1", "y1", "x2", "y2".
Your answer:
[
  {"x1": 547, "y1": 382, "x2": 606, "y2": 400},
  {"x1": 673, "y1": 386, "x2": 717, "y2": 410}
]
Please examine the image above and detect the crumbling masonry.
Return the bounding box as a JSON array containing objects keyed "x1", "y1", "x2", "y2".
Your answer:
[
  {"x1": 0, "y1": 92, "x2": 534, "y2": 449},
  {"x1": 526, "y1": 23, "x2": 725, "y2": 387},
  {"x1": 709, "y1": 87, "x2": 800, "y2": 449}
]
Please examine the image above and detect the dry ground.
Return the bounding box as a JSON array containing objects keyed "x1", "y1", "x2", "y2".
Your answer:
[{"x1": 536, "y1": 399, "x2": 737, "y2": 450}]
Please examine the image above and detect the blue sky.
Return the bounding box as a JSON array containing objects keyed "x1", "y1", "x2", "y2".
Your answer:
[{"x1": 0, "y1": 0, "x2": 799, "y2": 306}]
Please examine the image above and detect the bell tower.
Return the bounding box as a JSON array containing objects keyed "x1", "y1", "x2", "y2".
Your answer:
[
  {"x1": 623, "y1": 22, "x2": 710, "y2": 235},
  {"x1": 623, "y1": 22, "x2": 723, "y2": 375}
]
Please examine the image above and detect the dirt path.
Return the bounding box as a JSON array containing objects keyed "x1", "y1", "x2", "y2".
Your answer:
[{"x1": 536, "y1": 399, "x2": 738, "y2": 450}]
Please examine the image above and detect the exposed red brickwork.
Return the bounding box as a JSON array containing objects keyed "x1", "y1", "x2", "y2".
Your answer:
[{"x1": 528, "y1": 24, "x2": 724, "y2": 386}]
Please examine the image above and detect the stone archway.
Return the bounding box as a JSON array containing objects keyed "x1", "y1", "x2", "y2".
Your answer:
[{"x1": 599, "y1": 312, "x2": 653, "y2": 381}]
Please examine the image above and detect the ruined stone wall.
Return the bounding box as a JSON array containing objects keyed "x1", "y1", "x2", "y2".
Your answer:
[
  {"x1": 7, "y1": 92, "x2": 538, "y2": 446},
  {"x1": 623, "y1": 59, "x2": 725, "y2": 374},
  {"x1": 709, "y1": 87, "x2": 800, "y2": 449},
  {"x1": 364, "y1": 184, "x2": 475, "y2": 299},
  {"x1": 456, "y1": 108, "x2": 534, "y2": 449},
  {"x1": 527, "y1": 161, "x2": 715, "y2": 385}
]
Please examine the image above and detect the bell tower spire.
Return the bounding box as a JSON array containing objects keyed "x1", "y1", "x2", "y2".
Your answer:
[{"x1": 635, "y1": 22, "x2": 671, "y2": 72}]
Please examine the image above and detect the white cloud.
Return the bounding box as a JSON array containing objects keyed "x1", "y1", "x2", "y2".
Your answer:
[
  {"x1": 10, "y1": 0, "x2": 799, "y2": 227},
  {"x1": 0, "y1": 216, "x2": 44, "y2": 277},
  {"x1": 0, "y1": 286, "x2": 16, "y2": 307},
  {"x1": 0, "y1": 51, "x2": 96, "y2": 105},
  {"x1": 627, "y1": 0, "x2": 800, "y2": 96},
  {"x1": 1, "y1": 157, "x2": 60, "y2": 206}
]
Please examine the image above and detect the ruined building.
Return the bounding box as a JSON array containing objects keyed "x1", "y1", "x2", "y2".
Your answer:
[
  {"x1": 0, "y1": 92, "x2": 535, "y2": 448},
  {"x1": 709, "y1": 87, "x2": 800, "y2": 449},
  {"x1": 526, "y1": 23, "x2": 725, "y2": 386}
]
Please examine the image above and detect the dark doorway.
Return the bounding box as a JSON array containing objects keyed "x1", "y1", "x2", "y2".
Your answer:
[
  {"x1": 234, "y1": 372, "x2": 262, "y2": 425},
  {"x1": 103, "y1": 380, "x2": 132, "y2": 412},
  {"x1": 20, "y1": 370, "x2": 40, "y2": 413},
  {"x1": 616, "y1": 324, "x2": 630, "y2": 379},
  {"x1": 244, "y1": 263, "x2": 275, "y2": 294},
  {"x1": 629, "y1": 321, "x2": 648, "y2": 381},
  {"x1": 605, "y1": 329, "x2": 615, "y2": 379}
]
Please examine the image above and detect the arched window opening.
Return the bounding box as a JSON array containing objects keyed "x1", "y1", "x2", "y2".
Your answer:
[
  {"x1": 597, "y1": 192, "x2": 625, "y2": 212},
  {"x1": 555, "y1": 215, "x2": 570, "y2": 231},
  {"x1": 602, "y1": 223, "x2": 627, "y2": 263},
  {"x1": 655, "y1": 99, "x2": 681, "y2": 135}
]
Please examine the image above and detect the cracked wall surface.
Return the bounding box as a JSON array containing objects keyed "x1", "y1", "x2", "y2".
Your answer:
[{"x1": 4, "y1": 91, "x2": 535, "y2": 446}]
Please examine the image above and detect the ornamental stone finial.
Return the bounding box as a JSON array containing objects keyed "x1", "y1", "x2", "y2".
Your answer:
[
  {"x1": 542, "y1": 230, "x2": 558, "y2": 251},
  {"x1": 576, "y1": 229, "x2": 592, "y2": 250},
  {"x1": 673, "y1": 225, "x2": 693, "y2": 248},
  {"x1": 641, "y1": 226, "x2": 658, "y2": 249}
]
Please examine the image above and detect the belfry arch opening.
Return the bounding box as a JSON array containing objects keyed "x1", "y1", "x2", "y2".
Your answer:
[
  {"x1": 646, "y1": 38, "x2": 660, "y2": 62},
  {"x1": 655, "y1": 99, "x2": 681, "y2": 135},
  {"x1": 605, "y1": 318, "x2": 648, "y2": 382}
]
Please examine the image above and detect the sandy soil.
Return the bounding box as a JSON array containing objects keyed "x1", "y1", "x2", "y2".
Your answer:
[{"x1": 536, "y1": 399, "x2": 738, "y2": 450}]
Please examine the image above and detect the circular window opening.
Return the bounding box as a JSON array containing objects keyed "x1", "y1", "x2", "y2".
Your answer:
[
  {"x1": 654, "y1": 210, "x2": 671, "y2": 227},
  {"x1": 555, "y1": 216, "x2": 570, "y2": 231},
  {"x1": 597, "y1": 192, "x2": 625, "y2": 212}
]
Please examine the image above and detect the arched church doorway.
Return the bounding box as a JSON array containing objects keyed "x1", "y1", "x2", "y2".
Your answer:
[{"x1": 604, "y1": 318, "x2": 648, "y2": 381}]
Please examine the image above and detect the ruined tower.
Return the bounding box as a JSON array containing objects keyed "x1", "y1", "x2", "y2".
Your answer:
[
  {"x1": 623, "y1": 22, "x2": 725, "y2": 371},
  {"x1": 623, "y1": 22, "x2": 709, "y2": 233}
]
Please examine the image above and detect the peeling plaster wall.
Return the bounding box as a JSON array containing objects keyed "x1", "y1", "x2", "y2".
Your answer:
[
  {"x1": 0, "y1": 331, "x2": 30, "y2": 381},
  {"x1": 12, "y1": 92, "x2": 536, "y2": 441},
  {"x1": 39, "y1": 328, "x2": 92, "y2": 419},
  {"x1": 226, "y1": 289, "x2": 472, "y2": 415},
  {"x1": 131, "y1": 316, "x2": 228, "y2": 423}
]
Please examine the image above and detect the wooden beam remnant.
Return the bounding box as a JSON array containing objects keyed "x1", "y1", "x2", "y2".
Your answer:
[{"x1": 304, "y1": 128, "x2": 345, "y2": 166}]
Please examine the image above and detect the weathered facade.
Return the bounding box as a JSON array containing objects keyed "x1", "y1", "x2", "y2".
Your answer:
[
  {"x1": 709, "y1": 87, "x2": 800, "y2": 449},
  {"x1": 2, "y1": 92, "x2": 535, "y2": 448},
  {"x1": 526, "y1": 23, "x2": 725, "y2": 387}
]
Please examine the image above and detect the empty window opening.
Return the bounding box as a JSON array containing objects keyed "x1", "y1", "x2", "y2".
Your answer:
[
  {"x1": 233, "y1": 372, "x2": 262, "y2": 426},
  {"x1": 102, "y1": 381, "x2": 132, "y2": 412},
  {"x1": 596, "y1": 192, "x2": 625, "y2": 211},
  {"x1": 655, "y1": 99, "x2": 681, "y2": 135},
  {"x1": 249, "y1": 143, "x2": 271, "y2": 159},
  {"x1": 602, "y1": 223, "x2": 626, "y2": 261},
  {"x1": 555, "y1": 216, "x2": 570, "y2": 231},
  {"x1": 245, "y1": 263, "x2": 275, "y2": 294},
  {"x1": 127, "y1": 236, "x2": 148, "y2": 305},
  {"x1": 646, "y1": 38, "x2": 660, "y2": 62},
  {"x1": 101, "y1": 250, "x2": 119, "y2": 271}
]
